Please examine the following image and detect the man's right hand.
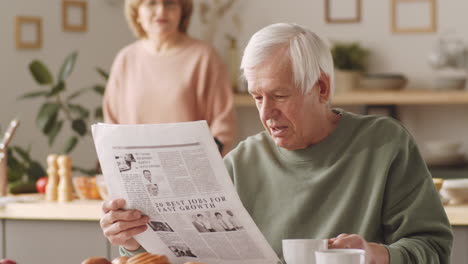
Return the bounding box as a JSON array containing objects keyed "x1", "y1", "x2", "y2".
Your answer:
[{"x1": 100, "y1": 199, "x2": 149, "y2": 251}]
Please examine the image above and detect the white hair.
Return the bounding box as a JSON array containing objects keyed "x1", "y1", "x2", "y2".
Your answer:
[{"x1": 241, "y1": 23, "x2": 334, "y2": 95}]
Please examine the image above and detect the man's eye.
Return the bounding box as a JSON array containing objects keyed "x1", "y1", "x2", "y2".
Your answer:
[{"x1": 254, "y1": 96, "x2": 262, "y2": 100}]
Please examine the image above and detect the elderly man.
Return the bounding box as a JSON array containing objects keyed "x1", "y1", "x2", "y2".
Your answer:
[{"x1": 100, "y1": 23, "x2": 452, "y2": 263}]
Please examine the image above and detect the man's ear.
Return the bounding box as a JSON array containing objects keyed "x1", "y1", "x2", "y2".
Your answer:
[{"x1": 317, "y1": 72, "x2": 331, "y2": 104}]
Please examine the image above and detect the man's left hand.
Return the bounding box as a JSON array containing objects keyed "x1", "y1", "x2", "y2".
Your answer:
[{"x1": 328, "y1": 234, "x2": 389, "y2": 264}]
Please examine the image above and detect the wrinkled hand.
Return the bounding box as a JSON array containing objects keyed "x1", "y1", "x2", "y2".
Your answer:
[
  {"x1": 100, "y1": 199, "x2": 149, "y2": 251},
  {"x1": 328, "y1": 234, "x2": 389, "y2": 264}
]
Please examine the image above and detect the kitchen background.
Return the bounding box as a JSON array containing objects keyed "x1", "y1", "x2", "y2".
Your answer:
[{"x1": 1, "y1": 0, "x2": 468, "y2": 170}]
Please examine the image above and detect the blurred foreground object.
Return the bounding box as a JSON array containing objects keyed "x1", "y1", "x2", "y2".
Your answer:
[{"x1": 0, "y1": 119, "x2": 20, "y2": 196}]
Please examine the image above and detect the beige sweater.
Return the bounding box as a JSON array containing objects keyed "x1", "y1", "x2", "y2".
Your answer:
[{"x1": 103, "y1": 37, "x2": 236, "y2": 152}]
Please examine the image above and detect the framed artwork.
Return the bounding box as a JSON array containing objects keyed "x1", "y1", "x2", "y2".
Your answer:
[
  {"x1": 15, "y1": 16, "x2": 42, "y2": 49},
  {"x1": 325, "y1": 0, "x2": 361, "y2": 23},
  {"x1": 62, "y1": 0, "x2": 88, "y2": 32},
  {"x1": 391, "y1": 0, "x2": 436, "y2": 33}
]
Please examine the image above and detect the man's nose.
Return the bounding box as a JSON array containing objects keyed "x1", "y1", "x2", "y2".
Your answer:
[{"x1": 259, "y1": 98, "x2": 279, "y2": 121}]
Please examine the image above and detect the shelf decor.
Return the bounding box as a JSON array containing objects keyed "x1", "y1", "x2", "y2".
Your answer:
[
  {"x1": 325, "y1": 0, "x2": 361, "y2": 23},
  {"x1": 391, "y1": 0, "x2": 436, "y2": 33},
  {"x1": 15, "y1": 16, "x2": 42, "y2": 50},
  {"x1": 62, "y1": 0, "x2": 88, "y2": 32}
]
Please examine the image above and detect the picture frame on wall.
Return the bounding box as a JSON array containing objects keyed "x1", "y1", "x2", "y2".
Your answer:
[
  {"x1": 62, "y1": 0, "x2": 88, "y2": 32},
  {"x1": 391, "y1": 0, "x2": 436, "y2": 33},
  {"x1": 15, "y1": 16, "x2": 42, "y2": 50},
  {"x1": 325, "y1": 0, "x2": 361, "y2": 23}
]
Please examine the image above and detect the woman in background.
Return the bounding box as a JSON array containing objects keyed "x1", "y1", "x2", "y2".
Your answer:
[{"x1": 104, "y1": 0, "x2": 236, "y2": 154}]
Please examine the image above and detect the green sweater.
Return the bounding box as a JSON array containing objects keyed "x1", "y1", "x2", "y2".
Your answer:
[{"x1": 224, "y1": 110, "x2": 452, "y2": 264}]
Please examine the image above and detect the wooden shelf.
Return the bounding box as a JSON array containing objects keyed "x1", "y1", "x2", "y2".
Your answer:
[{"x1": 234, "y1": 90, "x2": 468, "y2": 106}]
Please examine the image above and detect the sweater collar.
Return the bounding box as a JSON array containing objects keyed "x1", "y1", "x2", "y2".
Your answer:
[{"x1": 275, "y1": 108, "x2": 349, "y2": 163}]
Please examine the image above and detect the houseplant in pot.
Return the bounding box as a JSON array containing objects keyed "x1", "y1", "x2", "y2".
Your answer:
[
  {"x1": 331, "y1": 42, "x2": 369, "y2": 93},
  {"x1": 19, "y1": 51, "x2": 108, "y2": 175}
]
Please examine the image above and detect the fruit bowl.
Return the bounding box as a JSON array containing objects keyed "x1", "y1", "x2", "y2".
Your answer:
[{"x1": 72, "y1": 176, "x2": 102, "y2": 200}]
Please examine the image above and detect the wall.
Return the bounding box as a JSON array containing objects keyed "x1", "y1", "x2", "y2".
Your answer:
[
  {"x1": 188, "y1": 0, "x2": 468, "y2": 149},
  {"x1": 0, "y1": 0, "x2": 134, "y2": 170},
  {"x1": 1, "y1": 0, "x2": 468, "y2": 169}
]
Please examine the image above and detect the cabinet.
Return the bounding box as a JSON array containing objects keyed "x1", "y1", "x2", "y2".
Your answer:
[{"x1": 4, "y1": 219, "x2": 108, "y2": 264}]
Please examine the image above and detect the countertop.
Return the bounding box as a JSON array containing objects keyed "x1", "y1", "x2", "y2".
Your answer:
[
  {"x1": 0, "y1": 195, "x2": 467, "y2": 225},
  {"x1": 0, "y1": 195, "x2": 103, "y2": 221}
]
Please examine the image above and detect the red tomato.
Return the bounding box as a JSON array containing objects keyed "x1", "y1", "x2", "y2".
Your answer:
[
  {"x1": 36, "y1": 177, "x2": 48, "y2": 194},
  {"x1": 0, "y1": 259, "x2": 17, "y2": 264}
]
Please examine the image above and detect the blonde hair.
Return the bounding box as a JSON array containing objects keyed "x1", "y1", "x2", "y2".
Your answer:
[{"x1": 124, "y1": 0, "x2": 193, "y2": 38}]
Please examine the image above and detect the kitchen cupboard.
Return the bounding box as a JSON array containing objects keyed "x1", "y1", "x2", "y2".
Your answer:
[
  {"x1": 4, "y1": 219, "x2": 108, "y2": 264},
  {"x1": 0, "y1": 199, "x2": 466, "y2": 263}
]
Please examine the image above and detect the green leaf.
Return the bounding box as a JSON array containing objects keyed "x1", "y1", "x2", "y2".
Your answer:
[
  {"x1": 11, "y1": 146, "x2": 31, "y2": 163},
  {"x1": 94, "y1": 107, "x2": 103, "y2": 120},
  {"x1": 96, "y1": 67, "x2": 109, "y2": 81},
  {"x1": 7, "y1": 167, "x2": 23, "y2": 182},
  {"x1": 68, "y1": 104, "x2": 89, "y2": 119},
  {"x1": 72, "y1": 119, "x2": 87, "y2": 136},
  {"x1": 36, "y1": 103, "x2": 60, "y2": 134},
  {"x1": 29, "y1": 60, "x2": 53, "y2": 85},
  {"x1": 26, "y1": 161, "x2": 46, "y2": 182},
  {"x1": 92, "y1": 85, "x2": 105, "y2": 95},
  {"x1": 58, "y1": 51, "x2": 78, "y2": 82},
  {"x1": 47, "y1": 81, "x2": 66, "y2": 97},
  {"x1": 64, "y1": 136, "x2": 78, "y2": 154},
  {"x1": 66, "y1": 87, "x2": 90, "y2": 101},
  {"x1": 6, "y1": 148, "x2": 26, "y2": 182},
  {"x1": 18, "y1": 91, "x2": 49, "y2": 100},
  {"x1": 48, "y1": 120, "x2": 63, "y2": 146}
]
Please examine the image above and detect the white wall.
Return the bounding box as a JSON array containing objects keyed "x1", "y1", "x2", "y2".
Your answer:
[
  {"x1": 189, "y1": 0, "x2": 468, "y2": 149},
  {"x1": 1, "y1": 0, "x2": 468, "y2": 170},
  {"x1": 0, "y1": 0, "x2": 134, "y2": 170}
]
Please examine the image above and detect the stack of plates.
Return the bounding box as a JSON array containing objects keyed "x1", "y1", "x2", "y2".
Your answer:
[
  {"x1": 440, "y1": 179, "x2": 468, "y2": 204},
  {"x1": 423, "y1": 141, "x2": 466, "y2": 167}
]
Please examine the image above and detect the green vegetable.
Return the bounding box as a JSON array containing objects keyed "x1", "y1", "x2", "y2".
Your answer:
[{"x1": 8, "y1": 181, "x2": 37, "y2": 194}]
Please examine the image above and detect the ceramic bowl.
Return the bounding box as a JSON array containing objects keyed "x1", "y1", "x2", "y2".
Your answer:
[
  {"x1": 358, "y1": 73, "x2": 407, "y2": 91},
  {"x1": 440, "y1": 179, "x2": 468, "y2": 204},
  {"x1": 433, "y1": 178, "x2": 444, "y2": 192},
  {"x1": 424, "y1": 141, "x2": 462, "y2": 156}
]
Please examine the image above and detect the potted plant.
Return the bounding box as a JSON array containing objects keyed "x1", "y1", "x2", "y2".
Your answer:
[
  {"x1": 331, "y1": 42, "x2": 369, "y2": 93},
  {"x1": 19, "y1": 51, "x2": 108, "y2": 175}
]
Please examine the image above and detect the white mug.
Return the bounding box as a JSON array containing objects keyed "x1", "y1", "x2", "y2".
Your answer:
[
  {"x1": 282, "y1": 239, "x2": 328, "y2": 264},
  {"x1": 315, "y1": 249, "x2": 365, "y2": 264}
]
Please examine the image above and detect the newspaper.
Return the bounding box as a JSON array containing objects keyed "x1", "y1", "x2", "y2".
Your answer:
[{"x1": 92, "y1": 121, "x2": 280, "y2": 264}]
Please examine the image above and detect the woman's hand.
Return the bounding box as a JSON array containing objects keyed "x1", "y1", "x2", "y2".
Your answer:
[
  {"x1": 100, "y1": 199, "x2": 149, "y2": 251},
  {"x1": 328, "y1": 234, "x2": 389, "y2": 264}
]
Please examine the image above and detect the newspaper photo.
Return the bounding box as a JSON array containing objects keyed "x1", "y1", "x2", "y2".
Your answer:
[{"x1": 92, "y1": 121, "x2": 280, "y2": 264}]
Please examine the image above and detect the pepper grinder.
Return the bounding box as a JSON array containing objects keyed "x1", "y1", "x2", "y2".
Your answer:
[
  {"x1": 57, "y1": 155, "x2": 73, "y2": 202},
  {"x1": 45, "y1": 154, "x2": 59, "y2": 201}
]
